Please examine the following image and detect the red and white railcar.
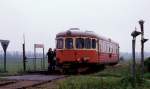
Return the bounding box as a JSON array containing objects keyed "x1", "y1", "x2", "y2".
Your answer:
[{"x1": 55, "y1": 28, "x2": 119, "y2": 70}]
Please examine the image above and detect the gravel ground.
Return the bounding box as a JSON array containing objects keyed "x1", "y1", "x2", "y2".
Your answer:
[
  {"x1": 0, "y1": 74, "x2": 66, "y2": 89},
  {"x1": 27, "y1": 78, "x2": 66, "y2": 89}
]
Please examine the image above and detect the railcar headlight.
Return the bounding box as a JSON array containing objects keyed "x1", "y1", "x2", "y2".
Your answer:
[
  {"x1": 83, "y1": 57, "x2": 90, "y2": 61},
  {"x1": 77, "y1": 58, "x2": 81, "y2": 62}
]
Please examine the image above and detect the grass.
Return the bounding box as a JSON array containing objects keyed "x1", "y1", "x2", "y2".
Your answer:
[
  {"x1": 92, "y1": 63, "x2": 130, "y2": 77},
  {"x1": 57, "y1": 75, "x2": 150, "y2": 89},
  {"x1": 58, "y1": 76, "x2": 120, "y2": 89},
  {"x1": 57, "y1": 62, "x2": 150, "y2": 89},
  {"x1": 0, "y1": 58, "x2": 48, "y2": 76}
]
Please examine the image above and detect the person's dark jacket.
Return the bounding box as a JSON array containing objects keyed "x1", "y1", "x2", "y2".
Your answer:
[{"x1": 47, "y1": 51, "x2": 54, "y2": 63}]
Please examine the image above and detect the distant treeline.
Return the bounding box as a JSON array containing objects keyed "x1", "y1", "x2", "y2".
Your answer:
[
  {"x1": 0, "y1": 51, "x2": 45, "y2": 61},
  {"x1": 0, "y1": 51, "x2": 150, "y2": 61},
  {"x1": 120, "y1": 52, "x2": 150, "y2": 60}
]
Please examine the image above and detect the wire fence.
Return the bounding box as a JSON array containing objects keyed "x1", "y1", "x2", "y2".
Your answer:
[{"x1": 0, "y1": 53, "x2": 48, "y2": 74}]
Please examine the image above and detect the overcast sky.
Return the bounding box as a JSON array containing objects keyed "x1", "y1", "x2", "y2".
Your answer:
[{"x1": 0, "y1": 0, "x2": 150, "y2": 53}]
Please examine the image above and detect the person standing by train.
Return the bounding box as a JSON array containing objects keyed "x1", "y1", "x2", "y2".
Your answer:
[
  {"x1": 47, "y1": 48, "x2": 54, "y2": 72},
  {"x1": 53, "y1": 49, "x2": 56, "y2": 70}
]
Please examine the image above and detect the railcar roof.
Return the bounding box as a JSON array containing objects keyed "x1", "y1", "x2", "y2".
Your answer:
[{"x1": 56, "y1": 28, "x2": 119, "y2": 45}]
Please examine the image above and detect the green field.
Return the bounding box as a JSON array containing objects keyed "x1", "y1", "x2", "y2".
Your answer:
[{"x1": 0, "y1": 58, "x2": 48, "y2": 76}]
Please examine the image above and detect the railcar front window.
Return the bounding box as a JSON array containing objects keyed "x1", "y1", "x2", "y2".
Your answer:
[
  {"x1": 92, "y1": 39, "x2": 96, "y2": 49},
  {"x1": 85, "y1": 38, "x2": 91, "y2": 49},
  {"x1": 65, "y1": 38, "x2": 73, "y2": 49},
  {"x1": 76, "y1": 38, "x2": 84, "y2": 49},
  {"x1": 57, "y1": 39, "x2": 63, "y2": 49}
]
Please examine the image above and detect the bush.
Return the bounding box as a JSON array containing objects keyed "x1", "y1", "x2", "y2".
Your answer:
[
  {"x1": 144, "y1": 73, "x2": 150, "y2": 79},
  {"x1": 144, "y1": 57, "x2": 150, "y2": 72}
]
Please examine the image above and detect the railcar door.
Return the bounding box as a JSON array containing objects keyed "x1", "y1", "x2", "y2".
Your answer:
[{"x1": 97, "y1": 39, "x2": 100, "y2": 63}]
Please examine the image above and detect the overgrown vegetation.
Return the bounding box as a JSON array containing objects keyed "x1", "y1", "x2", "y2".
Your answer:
[
  {"x1": 57, "y1": 62, "x2": 150, "y2": 89},
  {"x1": 58, "y1": 76, "x2": 120, "y2": 89},
  {"x1": 144, "y1": 57, "x2": 150, "y2": 72},
  {"x1": 57, "y1": 75, "x2": 150, "y2": 89}
]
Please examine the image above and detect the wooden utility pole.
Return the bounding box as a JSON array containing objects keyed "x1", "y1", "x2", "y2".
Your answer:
[
  {"x1": 34, "y1": 45, "x2": 36, "y2": 71},
  {"x1": 22, "y1": 34, "x2": 26, "y2": 72},
  {"x1": 23, "y1": 43, "x2": 26, "y2": 72},
  {"x1": 139, "y1": 20, "x2": 148, "y2": 80},
  {"x1": 139, "y1": 20, "x2": 144, "y2": 80},
  {"x1": 131, "y1": 29, "x2": 141, "y2": 87},
  {"x1": 132, "y1": 36, "x2": 136, "y2": 86},
  {"x1": 43, "y1": 48, "x2": 45, "y2": 69}
]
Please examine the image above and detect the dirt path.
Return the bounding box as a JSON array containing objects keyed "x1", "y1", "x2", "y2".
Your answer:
[
  {"x1": 0, "y1": 75, "x2": 66, "y2": 89},
  {"x1": 27, "y1": 78, "x2": 66, "y2": 89}
]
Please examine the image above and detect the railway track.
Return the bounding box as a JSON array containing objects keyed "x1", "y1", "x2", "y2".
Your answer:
[{"x1": 0, "y1": 75, "x2": 67, "y2": 89}]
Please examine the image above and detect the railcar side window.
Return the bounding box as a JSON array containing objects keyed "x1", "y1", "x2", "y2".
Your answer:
[
  {"x1": 65, "y1": 38, "x2": 73, "y2": 49},
  {"x1": 92, "y1": 39, "x2": 96, "y2": 49},
  {"x1": 57, "y1": 39, "x2": 63, "y2": 49},
  {"x1": 85, "y1": 38, "x2": 91, "y2": 49},
  {"x1": 76, "y1": 38, "x2": 84, "y2": 49}
]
